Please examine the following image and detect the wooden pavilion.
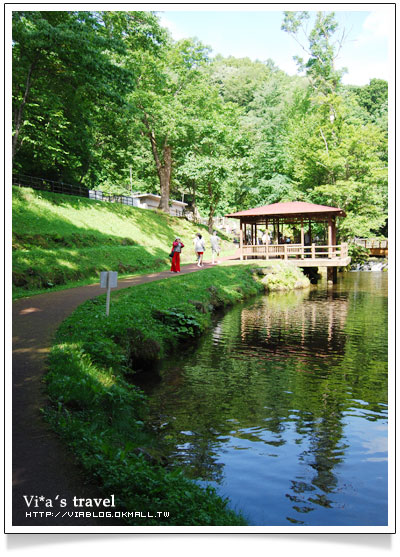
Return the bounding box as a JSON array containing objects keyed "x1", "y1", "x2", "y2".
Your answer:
[{"x1": 225, "y1": 201, "x2": 351, "y2": 282}]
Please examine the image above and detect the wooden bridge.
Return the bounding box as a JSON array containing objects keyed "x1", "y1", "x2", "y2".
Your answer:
[{"x1": 354, "y1": 238, "x2": 388, "y2": 257}]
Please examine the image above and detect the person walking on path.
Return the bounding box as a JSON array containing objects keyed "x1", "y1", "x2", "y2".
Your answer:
[
  {"x1": 170, "y1": 237, "x2": 184, "y2": 272},
  {"x1": 193, "y1": 234, "x2": 199, "y2": 262},
  {"x1": 194, "y1": 233, "x2": 206, "y2": 267},
  {"x1": 210, "y1": 230, "x2": 220, "y2": 265}
]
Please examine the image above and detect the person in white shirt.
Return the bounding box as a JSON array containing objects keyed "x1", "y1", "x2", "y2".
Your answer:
[
  {"x1": 193, "y1": 235, "x2": 199, "y2": 262},
  {"x1": 194, "y1": 233, "x2": 206, "y2": 267},
  {"x1": 210, "y1": 230, "x2": 220, "y2": 264}
]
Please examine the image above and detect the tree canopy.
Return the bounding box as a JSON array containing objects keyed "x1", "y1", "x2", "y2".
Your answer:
[{"x1": 12, "y1": 10, "x2": 388, "y2": 238}]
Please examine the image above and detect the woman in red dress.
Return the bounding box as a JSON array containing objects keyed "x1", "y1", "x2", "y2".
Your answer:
[{"x1": 171, "y1": 237, "x2": 184, "y2": 272}]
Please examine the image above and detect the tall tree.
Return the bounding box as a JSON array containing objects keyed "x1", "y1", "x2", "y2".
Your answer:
[
  {"x1": 12, "y1": 11, "x2": 164, "y2": 183},
  {"x1": 129, "y1": 38, "x2": 212, "y2": 212},
  {"x1": 282, "y1": 11, "x2": 347, "y2": 96},
  {"x1": 281, "y1": 11, "x2": 387, "y2": 238}
]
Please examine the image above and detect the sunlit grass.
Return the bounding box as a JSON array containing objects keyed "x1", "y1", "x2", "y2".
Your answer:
[{"x1": 12, "y1": 186, "x2": 235, "y2": 297}]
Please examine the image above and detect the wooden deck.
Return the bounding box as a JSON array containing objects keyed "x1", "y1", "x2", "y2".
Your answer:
[{"x1": 240, "y1": 242, "x2": 351, "y2": 268}]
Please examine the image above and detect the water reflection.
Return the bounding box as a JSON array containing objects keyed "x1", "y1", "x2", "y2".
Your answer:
[{"x1": 138, "y1": 273, "x2": 388, "y2": 526}]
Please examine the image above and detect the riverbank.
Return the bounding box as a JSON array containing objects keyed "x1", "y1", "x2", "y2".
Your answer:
[{"x1": 43, "y1": 264, "x2": 310, "y2": 526}]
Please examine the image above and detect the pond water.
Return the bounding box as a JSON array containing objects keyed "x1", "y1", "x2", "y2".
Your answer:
[{"x1": 136, "y1": 272, "x2": 388, "y2": 527}]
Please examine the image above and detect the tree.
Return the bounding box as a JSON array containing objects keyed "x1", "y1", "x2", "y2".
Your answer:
[
  {"x1": 174, "y1": 77, "x2": 246, "y2": 229},
  {"x1": 346, "y1": 79, "x2": 388, "y2": 136},
  {"x1": 129, "y1": 37, "x2": 212, "y2": 212},
  {"x1": 282, "y1": 11, "x2": 347, "y2": 96},
  {"x1": 12, "y1": 11, "x2": 164, "y2": 183},
  {"x1": 281, "y1": 11, "x2": 388, "y2": 238},
  {"x1": 208, "y1": 55, "x2": 277, "y2": 109}
]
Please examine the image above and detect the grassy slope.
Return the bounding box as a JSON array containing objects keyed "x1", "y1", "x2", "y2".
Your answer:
[{"x1": 12, "y1": 186, "x2": 235, "y2": 298}]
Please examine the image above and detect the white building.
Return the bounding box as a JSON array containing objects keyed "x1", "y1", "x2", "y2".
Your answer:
[
  {"x1": 88, "y1": 190, "x2": 187, "y2": 217},
  {"x1": 131, "y1": 193, "x2": 187, "y2": 216}
]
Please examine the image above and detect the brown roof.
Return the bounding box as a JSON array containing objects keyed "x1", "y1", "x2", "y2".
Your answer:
[{"x1": 226, "y1": 201, "x2": 346, "y2": 219}]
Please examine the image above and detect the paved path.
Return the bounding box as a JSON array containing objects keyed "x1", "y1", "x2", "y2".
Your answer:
[{"x1": 11, "y1": 257, "x2": 238, "y2": 527}]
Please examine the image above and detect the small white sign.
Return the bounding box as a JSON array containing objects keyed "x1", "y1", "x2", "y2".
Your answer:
[
  {"x1": 108, "y1": 271, "x2": 118, "y2": 288},
  {"x1": 100, "y1": 271, "x2": 118, "y2": 316},
  {"x1": 100, "y1": 271, "x2": 108, "y2": 288},
  {"x1": 100, "y1": 271, "x2": 118, "y2": 289}
]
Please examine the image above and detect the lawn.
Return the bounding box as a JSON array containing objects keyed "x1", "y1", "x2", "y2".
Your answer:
[{"x1": 12, "y1": 186, "x2": 236, "y2": 298}]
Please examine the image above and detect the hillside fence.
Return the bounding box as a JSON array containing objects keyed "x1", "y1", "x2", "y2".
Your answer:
[{"x1": 12, "y1": 174, "x2": 181, "y2": 215}]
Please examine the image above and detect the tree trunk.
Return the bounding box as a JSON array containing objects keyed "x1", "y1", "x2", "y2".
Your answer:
[
  {"x1": 12, "y1": 61, "x2": 36, "y2": 163},
  {"x1": 207, "y1": 183, "x2": 216, "y2": 234},
  {"x1": 158, "y1": 145, "x2": 172, "y2": 213},
  {"x1": 142, "y1": 111, "x2": 172, "y2": 213},
  {"x1": 207, "y1": 207, "x2": 215, "y2": 234},
  {"x1": 191, "y1": 184, "x2": 198, "y2": 223}
]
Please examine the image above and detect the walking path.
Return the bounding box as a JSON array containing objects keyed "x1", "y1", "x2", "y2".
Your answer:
[{"x1": 11, "y1": 256, "x2": 238, "y2": 527}]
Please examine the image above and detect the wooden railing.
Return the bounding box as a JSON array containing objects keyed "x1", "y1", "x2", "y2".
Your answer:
[
  {"x1": 354, "y1": 238, "x2": 388, "y2": 249},
  {"x1": 241, "y1": 242, "x2": 348, "y2": 260}
]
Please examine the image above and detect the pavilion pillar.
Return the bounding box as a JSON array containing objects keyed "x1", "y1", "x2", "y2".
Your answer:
[
  {"x1": 327, "y1": 267, "x2": 337, "y2": 284},
  {"x1": 332, "y1": 217, "x2": 337, "y2": 258},
  {"x1": 328, "y1": 216, "x2": 333, "y2": 258},
  {"x1": 301, "y1": 217, "x2": 304, "y2": 259},
  {"x1": 240, "y1": 219, "x2": 243, "y2": 260},
  {"x1": 265, "y1": 218, "x2": 269, "y2": 259}
]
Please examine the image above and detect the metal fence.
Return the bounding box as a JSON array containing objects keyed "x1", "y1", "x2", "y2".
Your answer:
[
  {"x1": 12, "y1": 173, "x2": 90, "y2": 198},
  {"x1": 12, "y1": 174, "x2": 185, "y2": 215}
]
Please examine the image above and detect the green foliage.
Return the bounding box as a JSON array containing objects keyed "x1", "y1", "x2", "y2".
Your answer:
[
  {"x1": 347, "y1": 243, "x2": 369, "y2": 265},
  {"x1": 12, "y1": 10, "x2": 387, "y2": 239},
  {"x1": 282, "y1": 11, "x2": 346, "y2": 94},
  {"x1": 348, "y1": 79, "x2": 388, "y2": 123},
  {"x1": 259, "y1": 262, "x2": 310, "y2": 291},
  {"x1": 12, "y1": 10, "x2": 165, "y2": 184},
  {"x1": 153, "y1": 308, "x2": 202, "y2": 337},
  {"x1": 209, "y1": 55, "x2": 277, "y2": 108}
]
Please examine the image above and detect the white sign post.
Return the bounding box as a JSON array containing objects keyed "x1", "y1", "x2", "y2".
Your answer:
[{"x1": 100, "y1": 271, "x2": 118, "y2": 316}]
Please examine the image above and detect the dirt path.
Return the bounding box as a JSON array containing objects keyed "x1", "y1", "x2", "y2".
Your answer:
[{"x1": 11, "y1": 257, "x2": 238, "y2": 527}]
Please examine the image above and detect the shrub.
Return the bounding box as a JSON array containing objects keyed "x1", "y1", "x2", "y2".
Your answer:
[{"x1": 348, "y1": 243, "x2": 369, "y2": 265}]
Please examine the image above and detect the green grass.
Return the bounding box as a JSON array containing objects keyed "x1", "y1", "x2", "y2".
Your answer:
[
  {"x1": 44, "y1": 266, "x2": 266, "y2": 526},
  {"x1": 220, "y1": 260, "x2": 310, "y2": 291},
  {"x1": 12, "y1": 186, "x2": 236, "y2": 298}
]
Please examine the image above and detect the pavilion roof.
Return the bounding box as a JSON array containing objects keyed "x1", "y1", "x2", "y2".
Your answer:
[{"x1": 226, "y1": 201, "x2": 346, "y2": 219}]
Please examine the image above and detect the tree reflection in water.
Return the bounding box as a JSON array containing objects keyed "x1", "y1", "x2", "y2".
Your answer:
[{"x1": 136, "y1": 273, "x2": 388, "y2": 526}]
